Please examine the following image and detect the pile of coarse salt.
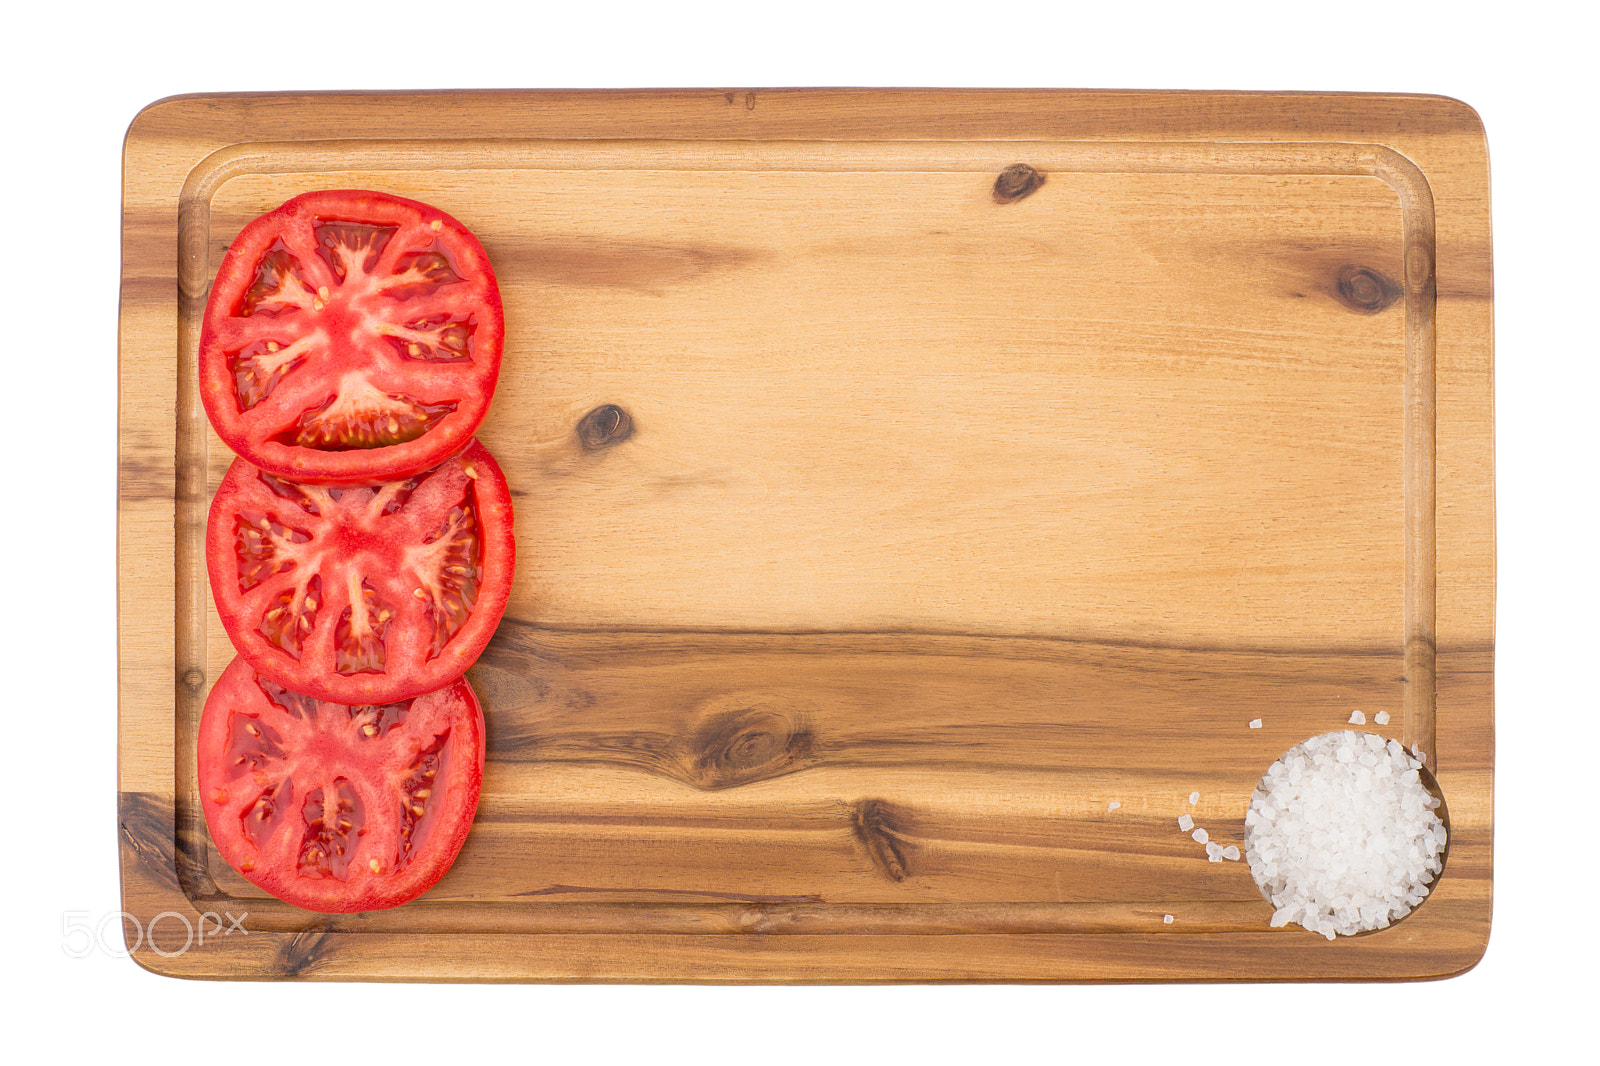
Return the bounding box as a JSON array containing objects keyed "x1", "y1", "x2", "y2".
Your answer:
[{"x1": 1244, "y1": 731, "x2": 1447, "y2": 940}]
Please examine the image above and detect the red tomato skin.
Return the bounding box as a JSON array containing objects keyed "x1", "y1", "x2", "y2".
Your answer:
[
  {"x1": 198, "y1": 657, "x2": 485, "y2": 913},
  {"x1": 205, "y1": 439, "x2": 516, "y2": 705},
  {"x1": 198, "y1": 189, "x2": 504, "y2": 485}
]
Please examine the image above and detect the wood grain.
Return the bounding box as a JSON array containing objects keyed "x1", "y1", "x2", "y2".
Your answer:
[{"x1": 119, "y1": 90, "x2": 1493, "y2": 982}]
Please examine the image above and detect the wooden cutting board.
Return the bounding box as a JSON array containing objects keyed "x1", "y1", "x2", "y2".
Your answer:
[{"x1": 118, "y1": 89, "x2": 1493, "y2": 981}]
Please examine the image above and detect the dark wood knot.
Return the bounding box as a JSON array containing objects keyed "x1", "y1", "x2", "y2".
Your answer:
[
  {"x1": 992, "y1": 163, "x2": 1046, "y2": 204},
  {"x1": 275, "y1": 927, "x2": 337, "y2": 978},
  {"x1": 682, "y1": 706, "x2": 814, "y2": 791},
  {"x1": 851, "y1": 798, "x2": 910, "y2": 882},
  {"x1": 1334, "y1": 265, "x2": 1402, "y2": 314},
  {"x1": 180, "y1": 667, "x2": 205, "y2": 695},
  {"x1": 118, "y1": 791, "x2": 182, "y2": 896},
  {"x1": 576, "y1": 404, "x2": 634, "y2": 451}
]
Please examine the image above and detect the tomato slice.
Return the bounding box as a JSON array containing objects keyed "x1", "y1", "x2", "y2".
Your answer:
[
  {"x1": 206, "y1": 439, "x2": 515, "y2": 705},
  {"x1": 199, "y1": 190, "x2": 504, "y2": 484},
  {"x1": 199, "y1": 656, "x2": 484, "y2": 912}
]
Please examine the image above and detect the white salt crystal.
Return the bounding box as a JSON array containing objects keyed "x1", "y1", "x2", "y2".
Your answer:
[
  {"x1": 1178, "y1": 814, "x2": 1194, "y2": 831},
  {"x1": 1163, "y1": 914, "x2": 1174, "y2": 924},
  {"x1": 1222, "y1": 845, "x2": 1240, "y2": 861},
  {"x1": 1244, "y1": 730, "x2": 1447, "y2": 939},
  {"x1": 1249, "y1": 718, "x2": 1263, "y2": 729},
  {"x1": 1192, "y1": 828, "x2": 1209, "y2": 844},
  {"x1": 1348, "y1": 710, "x2": 1366, "y2": 725},
  {"x1": 1374, "y1": 710, "x2": 1390, "y2": 725},
  {"x1": 1107, "y1": 801, "x2": 1121, "y2": 811}
]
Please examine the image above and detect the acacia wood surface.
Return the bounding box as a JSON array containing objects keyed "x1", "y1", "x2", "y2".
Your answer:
[{"x1": 119, "y1": 89, "x2": 1493, "y2": 982}]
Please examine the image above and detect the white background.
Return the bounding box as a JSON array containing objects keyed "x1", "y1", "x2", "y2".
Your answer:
[{"x1": 6, "y1": 1, "x2": 1594, "y2": 1061}]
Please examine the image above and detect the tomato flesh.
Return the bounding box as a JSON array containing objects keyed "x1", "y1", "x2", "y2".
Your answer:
[
  {"x1": 200, "y1": 656, "x2": 484, "y2": 913},
  {"x1": 200, "y1": 190, "x2": 504, "y2": 484},
  {"x1": 207, "y1": 439, "x2": 515, "y2": 705}
]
